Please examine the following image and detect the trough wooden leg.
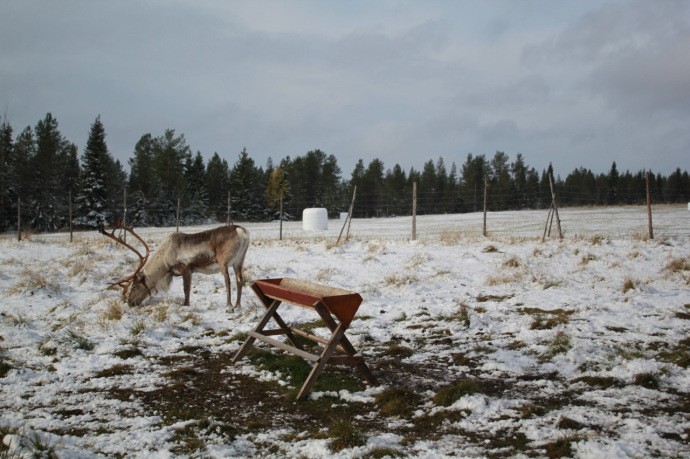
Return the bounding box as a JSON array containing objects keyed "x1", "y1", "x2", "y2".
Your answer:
[
  {"x1": 250, "y1": 285, "x2": 304, "y2": 350},
  {"x1": 314, "y1": 303, "x2": 379, "y2": 387},
  {"x1": 296, "y1": 322, "x2": 347, "y2": 400},
  {"x1": 232, "y1": 299, "x2": 281, "y2": 363}
]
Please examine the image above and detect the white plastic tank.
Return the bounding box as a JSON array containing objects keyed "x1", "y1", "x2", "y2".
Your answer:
[
  {"x1": 340, "y1": 212, "x2": 349, "y2": 220},
  {"x1": 303, "y1": 208, "x2": 328, "y2": 231}
]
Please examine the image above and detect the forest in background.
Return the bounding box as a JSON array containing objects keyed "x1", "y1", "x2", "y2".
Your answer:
[{"x1": 1, "y1": 113, "x2": 689, "y2": 232}]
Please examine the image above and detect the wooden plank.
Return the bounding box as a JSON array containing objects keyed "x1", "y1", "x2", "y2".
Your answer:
[
  {"x1": 328, "y1": 355, "x2": 365, "y2": 365},
  {"x1": 248, "y1": 331, "x2": 320, "y2": 362},
  {"x1": 296, "y1": 323, "x2": 347, "y2": 400},
  {"x1": 290, "y1": 326, "x2": 346, "y2": 353},
  {"x1": 261, "y1": 329, "x2": 287, "y2": 336}
]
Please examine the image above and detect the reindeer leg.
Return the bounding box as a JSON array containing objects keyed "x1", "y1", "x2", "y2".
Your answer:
[
  {"x1": 181, "y1": 268, "x2": 192, "y2": 306},
  {"x1": 233, "y1": 261, "x2": 243, "y2": 311},
  {"x1": 221, "y1": 265, "x2": 234, "y2": 312}
]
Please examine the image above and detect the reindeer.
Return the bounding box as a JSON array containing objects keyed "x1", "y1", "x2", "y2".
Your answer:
[{"x1": 100, "y1": 224, "x2": 250, "y2": 312}]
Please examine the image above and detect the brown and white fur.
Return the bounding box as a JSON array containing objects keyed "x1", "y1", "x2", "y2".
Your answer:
[{"x1": 127, "y1": 225, "x2": 249, "y2": 312}]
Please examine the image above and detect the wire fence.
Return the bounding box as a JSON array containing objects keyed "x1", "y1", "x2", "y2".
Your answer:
[
  {"x1": 2, "y1": 180, "x2": 689, "y2": 242},
  {"x1": 8, "y1": 204, "x2": 689, "y2": 246}
]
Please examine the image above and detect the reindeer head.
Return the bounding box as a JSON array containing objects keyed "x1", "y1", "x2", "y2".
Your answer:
[
  {"x1": 127, "y1": 272, "x2": 154, "y2": 307},
  {"x1": 99, "y1": 224, "x2": 151, "y2": 306}
]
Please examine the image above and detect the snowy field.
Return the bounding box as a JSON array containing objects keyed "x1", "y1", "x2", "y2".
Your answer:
[{"x1": 1, "y1": 205, "x2": 689, "y2": 458}]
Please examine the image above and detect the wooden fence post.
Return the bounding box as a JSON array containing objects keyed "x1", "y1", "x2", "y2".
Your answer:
[
  {"x1": 483, "y1": 178, "x2": 488, "y2": 237},
  {"x1": 646, "y1": 172, "x2": 654, "y2": 240},
  {"x1": 279, "y1": 193, "x2": 283, "y2": 241},
  {"x1": 69, "y1": 189, "x2": 73, "y2": 243},
  {"x1": 227, "y1": 191, "x2": 232, "y2": 226},
  {"x1": 122, "y1": 188, "x2": 127, "y2": 243},
  {"x1": 176, "y1": 197, "x2": 180, "y2": 232},
  {"x1": 548, "y1": 173, "x2": 563, "y2": 240},
  {"x1": 412, "y1": 182, "x2": 417, "y2": 240},
  {"x1": 337, "y1": 186, "x2": 357, "y2": 245},
  {"x1": 17, "y1": 197, "x2": 21, "y2": 242}
]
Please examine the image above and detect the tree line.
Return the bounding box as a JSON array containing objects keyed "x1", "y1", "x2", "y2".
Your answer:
[{"x1": 1, "y1": 113, "x2": 689, "y2": 232}]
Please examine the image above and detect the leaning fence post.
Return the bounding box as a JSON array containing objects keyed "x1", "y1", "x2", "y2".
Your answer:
[
  {"x1": 646, "y1": 172, "x2": 654, "y2": 240},
  {"x1": 337, "y1": 185, "x2": 357, "y2": 245},
  {"x1": 548, "y1": 173, "x2": 563, "y2": 240}
]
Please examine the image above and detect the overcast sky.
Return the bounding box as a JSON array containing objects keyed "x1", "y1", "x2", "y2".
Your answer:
[{"x1": 1, "y1": 0, "x2": 689, "y2": 178}]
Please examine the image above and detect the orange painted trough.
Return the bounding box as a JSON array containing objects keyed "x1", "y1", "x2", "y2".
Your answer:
[
  {"x1": 232, "y1": 277, "x2": 378, "y2": 400},
  {"x1": 253, "y1": 278, "x2": 363, "y2": 328}
]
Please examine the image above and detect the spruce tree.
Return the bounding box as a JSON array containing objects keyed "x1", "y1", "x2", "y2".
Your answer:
[
  {"x1": 152, "y1": 129, "x2": 190, "y2": 225},
  {"x1": 205, "y1": 152, "x2": 230, "y2": 221},
  {"x1": 31, "y1": 113, "x2": 70, "y2": 231},
  {"x1": 75, "y1": 116, "x2": 116, "y2": 227},
  {"x1": 128, "y1": 134, "x2": 159, "y2": 225},
  {"x1": 228, "y1": 148, "x2": 263, "y2": 220},
  {"x1": 183, "y1": 151, "x2": 209, "y2": 224},
  {"x1": 0, "y1": 120, "x2": 14, "y2": 231}
]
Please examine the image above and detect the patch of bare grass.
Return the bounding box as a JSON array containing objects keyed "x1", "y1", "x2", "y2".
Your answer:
[
  {"x1": 433, "y1": 379, "x2": 480, "y2": 407},
  {"x1": 502, "y1": 256, "x2": 520, "y2": 268},
  {"x1": 100, "y1": 299, "x2": 126, "y2": 322},
  {"x1": 375, "y1": 388, "x2": 422, "y2": 417},
  {"x1": 380, "y1": 343, "x2": 414, "y2": 359},
  {"x1": 519, "y1": 308, "x2": 575, "y2": 330},
  {"x1": 533, "y1": 275, "x2": 563, "y2": 290},
  {"x1": 315, "y1": 267, "x2": 340, "y2": 283},
  {"x1": 7, "y1": 268, "x2": 61, "y2": 295},
  {"x1": 327, "y1": 419, "x2": 366, "y2": 452},
  {"x1": 622, "y1": 277, "x2": 638, "y2": 293},
  {"x1": 541, "y1": 331, "x2": 572, "y2": 361},
  {"x1": 486, "y1": 272, "x2": 524, "y2": 286},
  {"x1": 589, "y1": 234, "x2": 608, "y2": 245},
  {"x1": 579, "y1": 253, "x2": 597, "y2": 265},
  {"x1": 384, "y1": 273, "x2": 418, "y2": 286},
  {"x1": 439, "y1": 231, "x2": 461, "y2": 245},
  {"x1": 476, "y1": 294, "x2": 513, "y2": 303}
]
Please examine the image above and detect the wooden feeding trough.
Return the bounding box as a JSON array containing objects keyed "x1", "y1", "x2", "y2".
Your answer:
[{"x1": 232, "y1": 278, "x2": 378, "y2": 400}]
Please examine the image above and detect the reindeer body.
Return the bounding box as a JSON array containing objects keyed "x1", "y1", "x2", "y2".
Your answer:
[{"x1": 128, "y1": 225, "x2": 249, "y2": 311}]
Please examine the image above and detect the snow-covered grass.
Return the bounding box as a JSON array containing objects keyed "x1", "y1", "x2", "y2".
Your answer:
[{"x1": 1, "y1": 205, "x2": 689, "y2": 458}]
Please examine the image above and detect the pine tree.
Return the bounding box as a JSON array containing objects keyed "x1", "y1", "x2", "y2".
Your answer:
[
  {"x1": 31, "y1": 113, "x2": 71, "y2": 231},
  {"x1": 228, "y1": 148, "x2": 263, "y2": 220},
  {"x1": 460, "y1": 154, "x2": 488, "y2": 212},
  {"x1": 152, "y1": 129, "x2": 190, "y2": 225},
  {"x1": 384, "y1": 164, "x2": 408, "y2": 215},
  {"x1": 182, "y1": 151, "x2": 209, "y2": 224},
  {"x1": 0, "y1": 120, "x2": 14, "y2": 231},
  {"x1": 264, "y1": 167, "x2": 289, "y2": 219},
  {"x1": 128, "y1": 134, "x2": 160, "y2": 226},
  {"x1": 361, "y1": 158, "x2": 385, "y2": 217},
  {"x1": 607, "y1": 162, "x2": 619, "y2": 205},
  {"x1": 206, "y1": 152, "x2": 230, "y2": 222},
  {"x1": 75, "y1": 116, "x2": 116, "y2": 227}
]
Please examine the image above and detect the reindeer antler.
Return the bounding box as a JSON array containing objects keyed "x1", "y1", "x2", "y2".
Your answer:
[{"x1": 99, "y1": 223, "x2": 151, "y2": 293}]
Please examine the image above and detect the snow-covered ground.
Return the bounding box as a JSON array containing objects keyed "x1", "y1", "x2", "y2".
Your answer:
[{"x1": 1, "y1": 205, "x2": 689, "y2": 458}]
